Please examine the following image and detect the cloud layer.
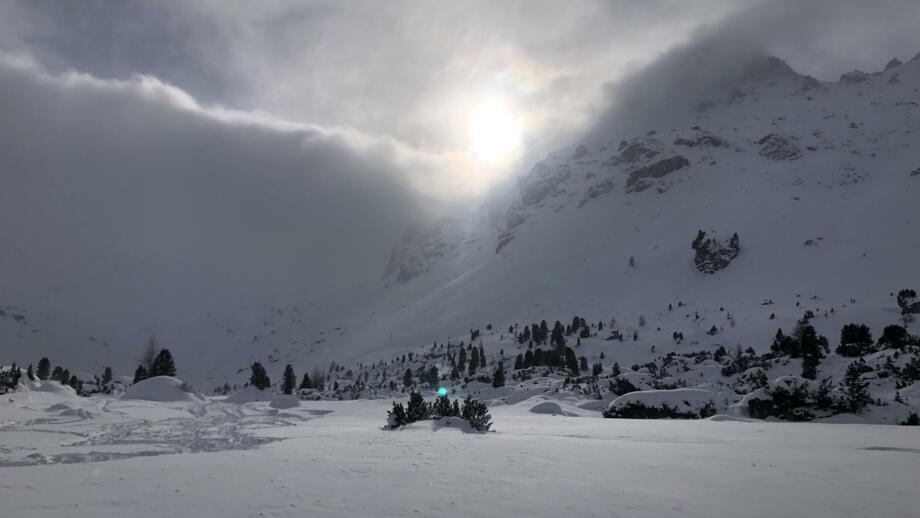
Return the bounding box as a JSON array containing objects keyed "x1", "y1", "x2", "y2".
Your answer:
[{"x1": 0, "y1": 55, "x2": 424, "y2": 322}]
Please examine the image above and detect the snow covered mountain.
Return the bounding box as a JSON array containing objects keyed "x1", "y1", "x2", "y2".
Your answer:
[
  {"x1": 336, "y1": 52, "x2": 920, "y2": 363},
  {"x1": 2, "y1": 50, "x2": 919, "y2": 393}
]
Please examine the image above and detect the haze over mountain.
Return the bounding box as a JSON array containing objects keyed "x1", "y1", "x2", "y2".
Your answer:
[{"x1": 0, "y1": 0, "x2": 918, "y2": 386}]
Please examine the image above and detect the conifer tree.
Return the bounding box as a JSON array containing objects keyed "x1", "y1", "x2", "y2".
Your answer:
[
  {"x1": 843, "y1": 361, "x2": 871, "y2": 412},
  {"x1": 133, "y1": 365, "x2": 147, "y2": 383},
  {"x1": 281, "y1": 364, "x2": 297, "y2": 395},
  {"x1": 102, "y1": 366, "x2": 113, "y2": 385},
  {"x1": 36, "y1": 357, "x2": 51, "y2": 381},
  {"x1": 461, "y1": 396, "x2": 492, "y2": 432},
  {"x1": 151, "y1": 349, "x2": 177, "y2": 377},
  {"x1": 514, "y1": 354, "x2": 523, "y2": 370},
  {"x1": 407, "y1": 391, "x2": 429, "y2": 422},
  {"x1": 26, "y1": 364, "x2": 35, "y2": 381},
  {"x1": 564, "y1": 347, "x2": 580, "y2": 374},
  {"x1": 297, "y1": 372, "x2": 313, "y2": 390},
  {"x1": 469, "y1": 347, "x2": 479, "y2": 376},
  {"x1": 799, "y1": 325, "x2": 827, "y2": 379},
  {"x1": 458, "y1": 348, "x2": 467, "y2": 373},
  {"x1": 387, "y1": 401, "x2": 408, "y2": 428},
  {"x1": 492, "y1": 363, "x2": 506, "y2": 388},
  {"x1": 551, "y1": 321, "x2": 566, "y2": 348},
  {"x1": 836, "y1": 323, "x2": 874, "y2": 357},
  {"x1": 249, "y1": 362, "x2": 271, "y2": 390},
  {"x1": 432, "y1": 394, "x2": 452, "y2": 419},
  {"x1": 479, "y1": 345, "x2": 486, "y2": 368},
  {"x1": 403, "y1": 368, "x2": 413, "y2": 388}
]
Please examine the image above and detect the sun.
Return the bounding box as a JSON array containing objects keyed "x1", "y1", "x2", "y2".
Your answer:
[{"x1": 467, "y1": 100, "x2": 521, "y2": 163}]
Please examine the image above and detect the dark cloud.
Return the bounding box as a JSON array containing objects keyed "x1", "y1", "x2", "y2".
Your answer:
[{"x1": 0, "y1": 56, "x2": 422, "y2": 321}]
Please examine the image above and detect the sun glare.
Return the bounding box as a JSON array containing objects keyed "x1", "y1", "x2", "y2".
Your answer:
[{"x1": 467, "y1": 100, "x2": 521, "y2": 163}]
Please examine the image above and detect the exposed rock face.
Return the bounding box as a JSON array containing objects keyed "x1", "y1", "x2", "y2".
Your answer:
[
  {"x1": 572, "y1": 144, "x2": 590, "y2": 160},
  {"x1": 691, "y1": 230, "x2": 740, "y2": 274},
  {"x1": 673, "y1": 131, "x2": 729, "y2": 148},
  {"x1": 625, "y1": 156, "x2": 690, "y2": 193},
  {"x1": 496, "y1": 204, "x2": 525, "y2": 253},
  {"x1": 757, "y1": 133, "x2": 801, "y2": 161},
  {"x1": 911, "y1": 166, "x2": 920, "y2": 177},
  {"x1": 383, "y1": 220, "x2": 458, "y2": 283},
  {"x1": 795, "y1": 75, "x2": 828, "y2": 93},
  {"x1": 885, "y1": 58, "x2": 903, "y2": 70},
  {"x1": 578, "y1": 179, "x2": 616, "y2": 207},
  {"x1": 737, "y1": 55, "x2": 796, "y2": 82},
  {"x1": 612, "y1": 140, "x2": 660, "y2": 166},
  {"x1": 519, "y1": 161, "x2": 571, "y2": 206},
  {"x1": 840, "y1": 70, "x2": 871, "y2": 85}
]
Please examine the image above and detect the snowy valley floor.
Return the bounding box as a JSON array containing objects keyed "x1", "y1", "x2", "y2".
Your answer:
[{"x1": 1, "y1": 393, "x2": 918, "y2": 518}]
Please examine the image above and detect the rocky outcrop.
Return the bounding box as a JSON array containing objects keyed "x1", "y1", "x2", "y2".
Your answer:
[
  {"x1": 757, "y1": 133, "x2": 801, "y2": 161},
  {"x1": 673, "y1": 129, "x2": 730, "y2": 149},
  {"x1": 518, "y1": 161, "x2": 571, "y2": 206},
  {"x1": 625, "y1": 156, "x2": 690, "y2": 193},
  {"x1": 571, "y1": 144, "x2": 590, "y2": 160},
  {"x1": 795, "y1": 75, "x2": 827, "y2": 93},
  {"x1": 691, "y1": 230, "x2": 740, "y2": 274},
  {"x1": 885, "y1": 58, "x2": 903, "y2": 70},
  {"x1": 578, "y1": 179, "x2": 616, "y2": 207},
  {"x1": 610, "y1": 139, "x2": 661, "y2": 167},
  {"x1": 840, "y1": 70, "x2": 871, "y2": 85},
  {"x1": 384, "y1": 220, "x2": 459, "y2": 283}
]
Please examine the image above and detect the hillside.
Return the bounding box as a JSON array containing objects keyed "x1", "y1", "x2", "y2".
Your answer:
[{"x1": 2, "y1": 51, "x2": 919, "y2": 394}]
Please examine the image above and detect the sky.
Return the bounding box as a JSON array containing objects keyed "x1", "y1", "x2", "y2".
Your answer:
[{"x1": 0, "y1": 0, "x2": 918, "y2": 361}]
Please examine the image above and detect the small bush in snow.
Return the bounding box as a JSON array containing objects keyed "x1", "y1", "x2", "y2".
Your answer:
[
  {"x1": 604, "y1": 401, "x2": 716, "y2": 419},
  {"x1": 386, "y1": 392, "x2": 491, "y2": 432}
]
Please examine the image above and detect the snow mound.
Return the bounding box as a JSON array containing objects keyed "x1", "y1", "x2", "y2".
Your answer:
[
  {"x1": 430, "y1": 416, "x2": 476, "y2": 433},
  {"x1": 30, "y1": 380, "x2": 78, "y2": 397},
  {"x1": 530, "y1": 401, "x2": 577, "y2": 417},
  {"x1": 46, "y1": 401, "x2": 94, "y2": 419},
  {"x1": 605, "y1": 388, "x2": 722, "y2": 419},
  {"x1": 226, "y1": 385, "x2": 274, "y2": 404},
  {"x1": 122, "y1": 376, "x2": 206, "y2": 403},
  {"x1": 269, "y1": 394, "x2": 300, "y2": 409}
]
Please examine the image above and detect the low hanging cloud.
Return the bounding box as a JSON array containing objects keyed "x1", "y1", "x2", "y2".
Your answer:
[
  {"x1": 581, "y1": 0, "x2": 920, "y2": 142},
  {"x1": 0, "y1": 54, "x2": 431, "y2": 321}
]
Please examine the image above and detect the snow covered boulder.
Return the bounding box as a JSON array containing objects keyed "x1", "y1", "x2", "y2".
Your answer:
[
  {"x1": 603, "y1": 389, "x2": 720, "y2": 419},
  {"x1": 122, "y1": 376, "x2": 207, "y2": 403},
  {"x1": 530, "y1": 401, "x2": 577, "y2": 417},
  {"x1": 226, "y1": 385, "x2": 274, "y2": 404},
  {"x1": 269, "y1": 394, "x2": 300, "y2": 409},
  {"x1": 47, "y1": 401, "x2": 96, "y2": 419}
]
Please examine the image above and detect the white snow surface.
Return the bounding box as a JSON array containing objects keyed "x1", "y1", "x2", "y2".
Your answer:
[{"x1": 1, "y1": 389, "x2": 917, "y2": 518}]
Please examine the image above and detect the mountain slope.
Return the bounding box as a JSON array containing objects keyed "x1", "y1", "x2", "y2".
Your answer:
[{"x1": 2, "y1": 52, "x2": 918, "y2": 387}]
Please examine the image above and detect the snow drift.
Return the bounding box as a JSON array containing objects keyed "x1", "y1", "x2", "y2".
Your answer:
[{"x1": 122, "y1": 376, "x2": 206, "y2": 403}]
